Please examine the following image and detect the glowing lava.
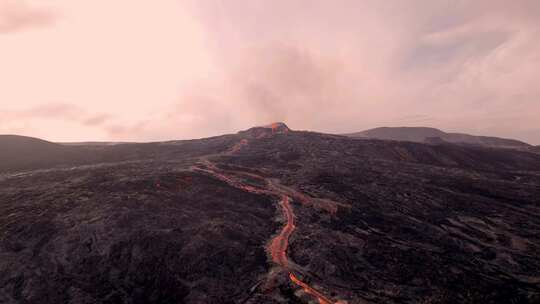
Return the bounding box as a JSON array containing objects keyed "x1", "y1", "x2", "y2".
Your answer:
[
  {"x1": 192, "y1": 141, "x2": 338, "y2": 304},
  {"x1": 270, "y1": 196, "x2": 335, "y2": 304},
  {"x1": 269, "y1": 196, "x2": 295, "y2": 267},
  {"x1": 289, "y1": 273, "x2": 334, "y2": 304},
  {"x1": 264, "y1": 122, "x2": 290, "y2": 135}
]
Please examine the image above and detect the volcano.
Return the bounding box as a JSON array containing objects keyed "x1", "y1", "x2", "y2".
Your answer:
[{"x1": 1, "y1": 124, "x2": 539, "y2": 304}]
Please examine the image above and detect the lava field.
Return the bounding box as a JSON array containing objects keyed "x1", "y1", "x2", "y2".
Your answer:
[{"x1": 1, "y1": 124, "x2": 539, "y2": 303}]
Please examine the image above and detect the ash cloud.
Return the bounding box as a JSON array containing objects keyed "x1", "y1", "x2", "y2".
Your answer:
[
  {"x1": 232, "y1": 45, "x2": 349, "y2": 128},
  {"x1": 1, "y1": 103, "x2": 112, "y2": 128},
  {"x1": 180, "y1": 0, "x2": 540, "y2": 143}
]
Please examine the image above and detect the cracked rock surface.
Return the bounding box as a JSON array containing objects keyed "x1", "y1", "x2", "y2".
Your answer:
[{"x1": 1, "y1": 127, "x2": 539, "y2": 303}]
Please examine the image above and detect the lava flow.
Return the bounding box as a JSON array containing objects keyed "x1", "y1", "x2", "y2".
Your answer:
[
  {"x1": 269, "y1": 196, "x2": 295, "y2": 267},
  {"x1": 289, "y1": 273, "x2": 334, "y2": 304},
  {"x1": 270, "y1": 196, "x2": 335, "y2": 304},
  {"x1": 193, "y1": 148, "x2": 337, "y2": 303}
]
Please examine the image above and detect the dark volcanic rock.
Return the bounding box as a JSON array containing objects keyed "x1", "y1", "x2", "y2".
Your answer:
[
  {"x1": 237, "y1": 122, "x2": 290, "y2": 139},
  {"x1": 0, "y1": 163, "x2": 276, "y2": 304},
  {"x1": 1, "y1": 127, "x2": 540, "y2": 303}
]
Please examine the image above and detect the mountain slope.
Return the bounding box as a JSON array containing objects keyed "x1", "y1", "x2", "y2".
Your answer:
[
  {"x1": 1, "y1": 124, "x2": 540, "y2": 304},
  {"x1": 345, "y1": 126, "x2": 531, "y2": 149},
  {"x1": 0, "y1": 135, "x2": 76, "y2": 172},
  {"x1": 0, "y1": 134, "x2": 63, "y2": 155}
]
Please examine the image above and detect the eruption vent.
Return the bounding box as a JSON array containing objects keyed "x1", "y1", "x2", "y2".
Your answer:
[
  {"x1": 262, "y1": 122, "x2": 290, "y2": 134},
  {"x1": 239, "y1": 122, "x2": 290, "y2": 138}
]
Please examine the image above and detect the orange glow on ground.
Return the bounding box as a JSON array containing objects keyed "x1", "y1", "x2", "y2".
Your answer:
[{"x1": 289, "y1": 273, "x2": 334, "y2": 304}]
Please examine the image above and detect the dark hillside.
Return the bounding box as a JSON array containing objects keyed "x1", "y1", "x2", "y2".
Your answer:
[{"x1": 1, "y1": 125, "x2": 539, "y2": 304}]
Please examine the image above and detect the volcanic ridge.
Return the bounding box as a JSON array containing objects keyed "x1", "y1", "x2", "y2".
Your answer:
[{"x1": 1, "y1": 123, "x2": 539, "y2": 304}]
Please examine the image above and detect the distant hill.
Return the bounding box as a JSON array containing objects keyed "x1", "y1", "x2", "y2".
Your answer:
[
  {"x1": 0, "y1": 134, "x2": 239, "y2": 173},
  {"x1": 344, "y1": 127, "x2": 531, "y2": 149},
  {"x1": 58, "y1": 141, "x2": 129, "y2": 146},
  {"x1": 0, "y1": 134, "x2": 59, "y2": 151},
  {"x1": 0, "y1": 135, "x2": 103, "y2": 173},
  {"x1": 0, "y1": 135, "x2": 70, "y2": 171}
]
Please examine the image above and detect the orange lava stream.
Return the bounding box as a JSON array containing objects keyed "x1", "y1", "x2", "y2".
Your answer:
[
  {"x1": 270, "y1": 196, "x2": 335, "y2": 304},
  {"x1": 289, "y1": 273, "x2": 334, "y2": 304},
  {"x1": 193, "y1": 153, "x2": 336, "y2": 303},
  {"x1": 269, "y1": 196, "x2": 295, "y2": 267}
]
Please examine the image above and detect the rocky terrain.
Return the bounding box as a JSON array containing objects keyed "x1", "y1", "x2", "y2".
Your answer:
[{"x1": 1, "y1": 123, "x2": 540, "y2": 304}]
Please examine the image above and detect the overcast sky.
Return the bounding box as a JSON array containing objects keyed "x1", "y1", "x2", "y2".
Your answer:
[{"x1": 1, "y1": 0, "x2": 539, "y2": 143}]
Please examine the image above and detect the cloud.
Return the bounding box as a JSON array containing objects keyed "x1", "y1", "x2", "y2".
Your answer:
[
  {"x1": 177, "y1": 0, "x2": 540, "y2": 143},
  {"x1": 0, "y1": 0, "x2": 56, "y2": 34},
  {"x1": 104, "y1": 122, "x2": 147, "y2": 139},
  {"x1": 82, "y1": 114, "x2": 112, "y2": 127},
  {"x1": 232, "y1": 45, "x2": 348, "y2": 125},
  {"x1": 109, "y1": 94, "x2": 238, "y2": 141},
  {"x1": 20, "y1": 103, "x2": 82, "y2": 119},
  {"x1": 1, "y1": 1, "x2": 539, "y2": 144},
  {"x1": 1, "y1": 103, "x2": 111, "y2": 127},
  {"x1": 118, "y1": 44, "x2": 364, "y2": 140}
]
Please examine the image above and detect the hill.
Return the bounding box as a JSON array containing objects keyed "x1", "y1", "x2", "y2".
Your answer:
[
  {"x1": 345, "y1": 126, "x2": 531, "y2": 149},
  {"x1": 0, "y1": 135, "x2": 77, "y2": 173}
]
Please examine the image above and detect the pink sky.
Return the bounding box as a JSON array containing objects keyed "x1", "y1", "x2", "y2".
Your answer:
[{"x1": 1, "y1": 0, "x2": 539, "y2": 144}]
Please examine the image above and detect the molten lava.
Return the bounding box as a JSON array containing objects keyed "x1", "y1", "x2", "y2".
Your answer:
[
  {"x1": 289, "y1": 273, "x2": 334, "y2": 304},
  {"x1": 192, "y1": 142, "x2": 338, "y2": 303},
  {"x1": 269, "y1": 122, "x2": 288, "y2": 134},
  {"x1": 263, "y1": 122, "x2": 290, "y2": 135},
  {"x1": 269, "y1": 196, "x2": 335, "y2": 304},
  {"x1": 269, "y1": 196, "x2": 295, "y2": 267}
]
